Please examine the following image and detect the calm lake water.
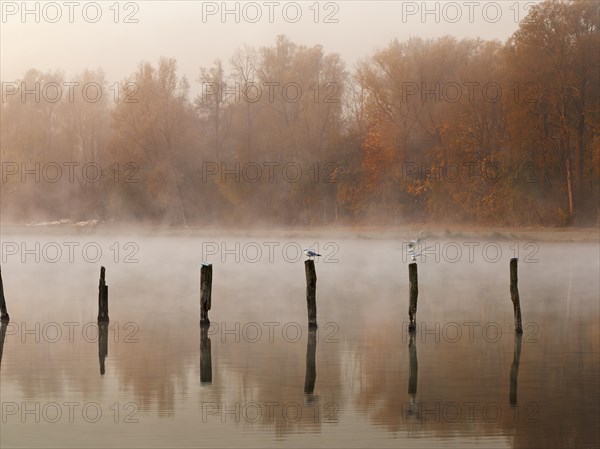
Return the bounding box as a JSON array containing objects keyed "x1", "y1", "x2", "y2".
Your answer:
[{"x1": 0, "y1": 228, "x2": 598, "y2": 448}]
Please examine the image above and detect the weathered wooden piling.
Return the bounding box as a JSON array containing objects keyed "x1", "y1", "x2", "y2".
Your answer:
[
  {"x1": 510, "y1": 258, "x2": 523, "y2": 334},
  {"x1": 305, "y1": 260, "x2": 317, "y2": 328},
  {"x1": 98, "y1": 321, "x2": 109, "y2": 375},
  {"x1": 200, "y1": 323, "x2": 212, "y2": 384},
  {"x1": 408, "y1": 263, "x2": 418, "y2": 332},
  {"x1": 304, "y1": 328, "x2": 317, "y2": 396},
  {"x1": 0, "y1": 267, "x2": 10, "y2": 322},
  {"x1": 97, "y1": 266, "x2": 109, "y2": 323},
  {"x1": 200, "y1": 263, "x2": 212, "y2": 325},
  {"x1": 509, "y1": 333, "x2": 522, "y2": 406}
]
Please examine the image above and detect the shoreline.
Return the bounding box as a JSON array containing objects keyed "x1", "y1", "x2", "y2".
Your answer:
[{"x1": 1, "y1": 222, "x2": 599, "y2": 243}]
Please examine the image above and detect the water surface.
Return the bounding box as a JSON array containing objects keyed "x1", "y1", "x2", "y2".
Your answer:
[{"x1": 1, "y1": 229, "x2": 598, "y2": 448}]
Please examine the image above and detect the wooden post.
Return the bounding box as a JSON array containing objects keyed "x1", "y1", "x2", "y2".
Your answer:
[
  {"x1": 509, "y1": 333, "x2": 523, "y2": 406},
  {"x1": 98, "y1": 321, "x2": 108, "y2": 375},
  {"x1": 97, "y1": 266, "x2": 109, "y2": 323},
  {"x1": 0, "y1": 267, "x2": 10, "y2": 322},
  {"x1": 510, "y1": 258, "x2": 523, "y2": 334},
  {"x1": 408, "y1": 263, "x2": 418, "y2": 332},
  {"x1": 305, "y1": 260, "x2": 317, "y2": 328},
  {"x1": 200, "y1": 264, "x2": 212, "y2": 325},
  {"x1": 304, "y1": 328, "x2": 317, "y2": 396},
  {"x1": 200, "y1": 323, "x2": 212, "y2": 384}
]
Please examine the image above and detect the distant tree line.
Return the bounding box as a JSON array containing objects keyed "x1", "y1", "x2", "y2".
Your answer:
[{"x1": 1, "y1": 0, "x2": 598, "y2": 226}]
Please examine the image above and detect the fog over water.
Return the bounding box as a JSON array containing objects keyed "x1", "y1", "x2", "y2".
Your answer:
[{"x1": 0, "y1": 227, "x2": 598, "y2": 448}]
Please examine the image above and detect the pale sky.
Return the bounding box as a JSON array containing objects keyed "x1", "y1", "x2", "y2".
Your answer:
[{"x1": 1, "y1": 1, "x2": 542, "y2": 84}]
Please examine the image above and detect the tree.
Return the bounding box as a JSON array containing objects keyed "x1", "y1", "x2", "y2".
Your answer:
[
  {"x1": 505, "y1": 0, "x2": 600, "y2": 222},
  {"x1": 109, "y1": 57, "x2": 196, "y2": 224}
]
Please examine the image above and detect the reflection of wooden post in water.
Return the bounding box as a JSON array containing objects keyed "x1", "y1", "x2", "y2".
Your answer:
[
  {"x1": 98, "y1": 321, "x2": 109, "y2": 375},
  {"x1": 408, "y1": 263, "x2": 418, "y2": 332},
  {"x1": 0, "y1": 267, "x2": 10, "y2": 322},
  {"x1": 406, "y1": 332, "x2": 419, "y2": 418},
  {"x1": 200, "y1": 324, "x2": 212, "y2": 384},
  {"x1": 509, "y1": 333, "x2": 523, "y2": 406},
  {"x1": 0, "y1": 321, "x2": 8, "y2": 368},
  {"x1": 200, "y1": 264, "x2": 212, "y2": 325},
  {"x1": 97, "y1": 267, "x2": 109, "y2": 323},
  {"x1": 408, "y1": 332, "x2": 418, "y2": 396},
  {"x1": 305, "y1": 260, "x2": 317, "y2": 328},
  {"x1": 510, "y1": 258, "x2": 523, "y2": 334},
  {"x1": 304, "y1": 328, "x2": 317, "y2": 396}
]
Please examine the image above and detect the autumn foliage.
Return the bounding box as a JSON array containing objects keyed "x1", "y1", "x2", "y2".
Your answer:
[{"x1": 1, "y1": 1, "x2": 598, "y2": 227}]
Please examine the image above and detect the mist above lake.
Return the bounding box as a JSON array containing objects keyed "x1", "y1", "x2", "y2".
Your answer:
[{"x1": 0, "y1": 227, "x2": 598, "y2": 448}]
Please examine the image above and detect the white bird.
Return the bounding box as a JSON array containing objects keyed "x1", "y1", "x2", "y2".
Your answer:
[
  {"x1": 407, "y1": 238, "x2": 421, "y2": 252},
  {"x1": 408, "y1": 244, "x2": 434, "y2": 262},
  {"x1": 410, "y1": 250, "x2": 422, "y2": 262},
  {"x1": 304, "y1": 248, "x2": 321, "y2": 259},
  {"x1": 406, "y1": 236, "x2": 432, "y2": 262}
]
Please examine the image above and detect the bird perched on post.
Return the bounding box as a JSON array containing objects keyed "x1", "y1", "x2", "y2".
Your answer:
[
  {"x1": 304, "y1": 248, "x2": 321, "y2": 260},
  {"x1": 408, "y1": 249, "x2": 424, "y2": 262},
  {"x1": 406, "y1": 237, "x2": 431, "y2": 262},
  {"x1": 407, "y1": 238, "x2": 421, "y2": 252}
]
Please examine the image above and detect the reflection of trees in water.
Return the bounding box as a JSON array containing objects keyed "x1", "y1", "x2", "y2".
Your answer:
[
  {"x1": 0, "y1": 239, "x2": 598, "y2": 445},
  {"x1": 350, "y1": 315, "x2": 599, "y2": 448},
  {"x1": 4, "y1": 307, "x2": 597, "y2": 446},
  {"x1": 1, "y1": 316, "x2": 344, "y2": 436},
  {"x1": 199, "y1": 328, "x2": 344, "y2": 438}
]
